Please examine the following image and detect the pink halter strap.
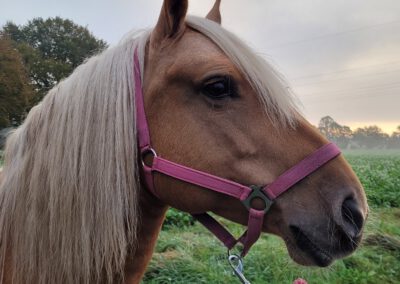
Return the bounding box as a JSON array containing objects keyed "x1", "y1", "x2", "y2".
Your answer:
[{"x1": 133, "y1": 51, "x2": 341, "y2": 257}]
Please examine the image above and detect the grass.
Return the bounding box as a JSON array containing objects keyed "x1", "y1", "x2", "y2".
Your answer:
[
  {"x1": 144, "y1": 209, "x2": 400, "y2": 284},
  {"x1": 345, "y1": 150, "x2": 400, "y2": 207},
  {"x1": 143, "y1": 152, "x2": 400, "y2": 284}
]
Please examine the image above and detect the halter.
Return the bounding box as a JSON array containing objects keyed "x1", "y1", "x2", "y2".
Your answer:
[{"x1": 134, "y1": 51, "x2": 340, "y2": 282}]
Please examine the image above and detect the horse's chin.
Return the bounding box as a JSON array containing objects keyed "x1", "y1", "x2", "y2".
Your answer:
[
  {"x1": 285, "y1": 238, "x2": 334, "y2": 267},
  {"x1": 283, "y1": 225, "x2": 362, "y2": 268}
]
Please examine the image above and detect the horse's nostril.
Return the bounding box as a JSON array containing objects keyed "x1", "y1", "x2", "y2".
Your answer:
[{"x1": 341, "y1": 197, "x2": 364, "y2": 238}]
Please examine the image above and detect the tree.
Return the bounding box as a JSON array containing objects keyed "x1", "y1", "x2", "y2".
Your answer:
[
  {"x1": 0, "y1": 35, "x2": 34, "y2": 128},
  {"x1": 388, "y1": 126, "x2": 400, "y2": 149},
  {"x1": 394, "y1": 126, "x2": 400, "y2": 136},
  {"x1": 2, "y1": 17, "x2": 107, "y2": 104},
  {"x1": 353, "y1": 126, "x2": 389, "y2": 149},
  {"x1": 318, "y1": 116, "x2": 353, "y2": 148}
]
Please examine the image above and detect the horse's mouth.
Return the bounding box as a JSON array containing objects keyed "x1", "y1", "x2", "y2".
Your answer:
[{"x1": 289, "y1": 226, "x2": 333, "y2": 267}]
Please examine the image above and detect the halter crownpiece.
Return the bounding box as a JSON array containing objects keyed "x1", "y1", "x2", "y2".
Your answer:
[{"x1": 134, "y1": 50, "x2": 339, "y2": 281}]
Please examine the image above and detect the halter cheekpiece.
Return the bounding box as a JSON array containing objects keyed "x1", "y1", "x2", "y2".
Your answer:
[{"x1": 133, "y1": 50, "x2": 340, "y2": 282}]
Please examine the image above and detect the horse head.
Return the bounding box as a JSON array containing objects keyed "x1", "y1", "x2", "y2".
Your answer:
[{"x1": 143, "y1": 0, "x2": 368, "y2": 267}]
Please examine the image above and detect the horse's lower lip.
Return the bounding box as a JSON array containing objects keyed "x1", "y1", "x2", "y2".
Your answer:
[{"x1": 290, "y1": 226, "x2": 333, "y2": 267}]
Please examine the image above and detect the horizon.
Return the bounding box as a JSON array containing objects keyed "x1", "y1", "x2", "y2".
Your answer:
[
  {"x1": 344, "y1": 121, "x2": 398, "y2": 135},
  {"x1": 314, "y1": 117, "x2": 399, "y2": 134}
]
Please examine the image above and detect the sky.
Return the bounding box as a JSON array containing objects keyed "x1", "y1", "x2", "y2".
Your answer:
[{"x1": 1, "y1": 0, "x2": 399, "y2": 133}]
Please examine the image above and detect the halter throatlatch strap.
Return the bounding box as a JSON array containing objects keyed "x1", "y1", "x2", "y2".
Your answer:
[{"x1": 133, "y1": 50, "x2": 341, "y2": 257}]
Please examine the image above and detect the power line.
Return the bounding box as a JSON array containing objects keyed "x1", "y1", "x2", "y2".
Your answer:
[
  {"x1": 292, "y1": 68, "x2": 400, "y2": 88},
  {"x1": 299, "y1": 81, "x2": 400, "y2": 98},
  {"x1": 289, "y1": 60, "x2": 400, "y2": 81},
  {"x1": 264, "y1": 20, "x2": 400, "y2": 50},
  {"x1": 300, "y1": 86, "x2": 400, "y2": 103},
  {"x1": 304, "y1": 92, "x2": 400, "y2": 105}
]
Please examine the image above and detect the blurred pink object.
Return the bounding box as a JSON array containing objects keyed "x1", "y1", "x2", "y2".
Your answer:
[{"x1": 293, "y1": 278, "x2": 308, "y2": 284}]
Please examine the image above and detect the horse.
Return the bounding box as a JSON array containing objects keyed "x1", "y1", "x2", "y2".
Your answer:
[{"x1": 0, "y1": 0, "x2": 368, "y2": 283}]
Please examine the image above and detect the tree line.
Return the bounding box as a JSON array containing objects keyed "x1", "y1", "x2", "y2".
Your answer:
[
  {"x1": 0, "y1": 17, "x2": 107, "y2": 129},
  {"x1": 318, "y1": 116, "x2": 400, "y2": 149}
]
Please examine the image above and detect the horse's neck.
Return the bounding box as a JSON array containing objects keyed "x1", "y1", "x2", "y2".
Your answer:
[{"x1": 124, "y1": 187, "x2": 168, "y2": 283}]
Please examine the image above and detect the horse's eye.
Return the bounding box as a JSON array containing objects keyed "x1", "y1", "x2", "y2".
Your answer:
[{"x1": 202, "y1": 77, "x2": 235, "y2": 100}]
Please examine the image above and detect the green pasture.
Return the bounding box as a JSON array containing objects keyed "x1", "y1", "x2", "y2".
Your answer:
[{"x1": 144, "y1": 151, "x2": 400, "y2": 284}]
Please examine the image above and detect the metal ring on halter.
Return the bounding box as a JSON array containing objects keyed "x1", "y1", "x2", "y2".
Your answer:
[
  {"x1": 141, "y1": 148, "x2": 157, "y2": 168},
  {"x1": 242, "y1": 185, "x2": 273, "y2": 213}
]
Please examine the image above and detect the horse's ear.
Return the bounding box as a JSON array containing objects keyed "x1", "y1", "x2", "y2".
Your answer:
[
  {"x1": 151, "y1": 0, "x2": 188, "y2": 46},
  {"x1": 206, "y1": 0, "x2": 221, "y2": 24}
]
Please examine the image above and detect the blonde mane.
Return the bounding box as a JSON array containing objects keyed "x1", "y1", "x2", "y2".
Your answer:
[
  {"x1": 0, "y1": 30, "x2": 150, "y2": 283},
  {"x1": 0, "y1": 16, "x2": 297, "y2": 284}
]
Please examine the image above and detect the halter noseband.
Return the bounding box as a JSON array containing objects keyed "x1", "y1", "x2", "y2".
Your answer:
[{"x1": 133, "y1": 51, "x2": 341, "y2": 257}]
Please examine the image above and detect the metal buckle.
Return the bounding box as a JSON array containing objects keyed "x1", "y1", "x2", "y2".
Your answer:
[
  {"x1": 227, "y1": 252, "x2": 251, "y2": 284},
  {"x1": 242, "y1": 185, "x2": 273, "y2": 213},
  {"x1": 141, "y1": 148, "x2": 157, "y2": 168}
]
